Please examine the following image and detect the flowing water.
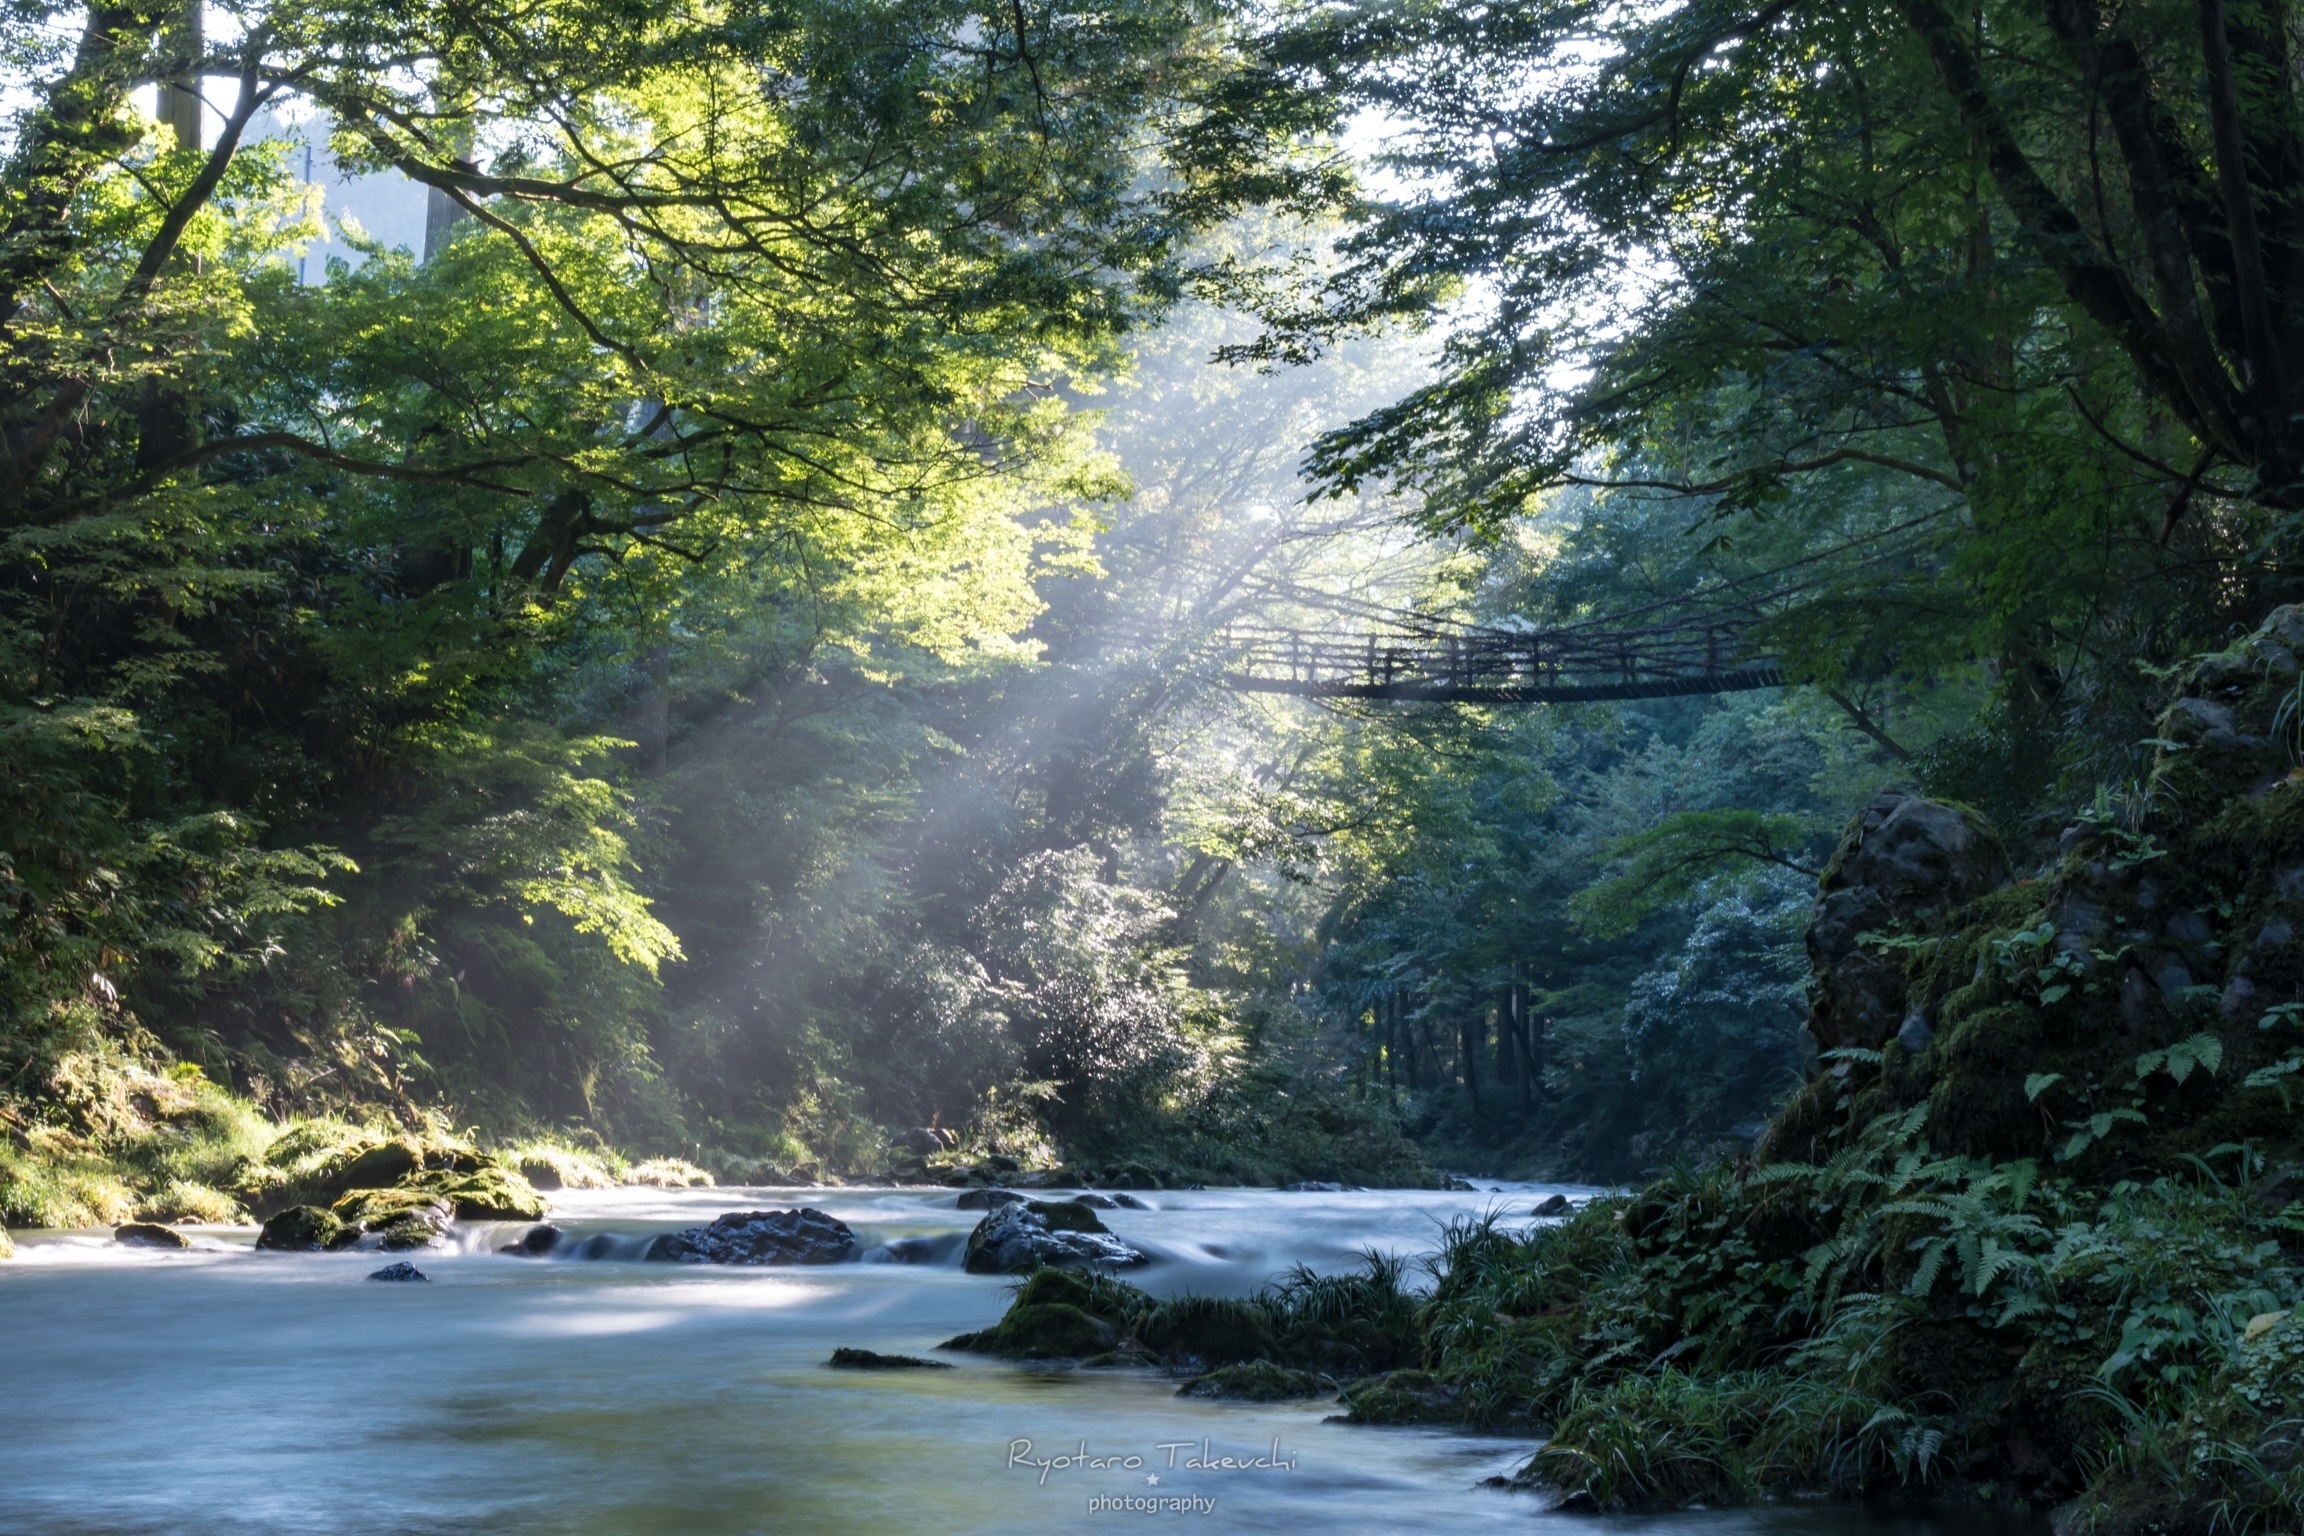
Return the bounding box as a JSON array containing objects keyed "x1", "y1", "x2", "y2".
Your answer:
[{"x1": 0, "y1": 1184, "x2": 2040, "y2": 1536}]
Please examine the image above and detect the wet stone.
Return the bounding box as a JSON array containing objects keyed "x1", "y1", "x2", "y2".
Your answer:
[
  {"x1": 366, "y1": 1262, "x2": 429, "y2": 1282},
  {"x1": 643, "y1": 1208, "x2": 856, "y2": 1266},
  {"x1": 114, "y1": 1223, "x2": 189, "y2": 1249}
]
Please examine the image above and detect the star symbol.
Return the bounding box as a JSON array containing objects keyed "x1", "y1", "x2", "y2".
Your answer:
[{"x1": 1145, "y1": 1474, "x2": 1161, "y2": 1487}]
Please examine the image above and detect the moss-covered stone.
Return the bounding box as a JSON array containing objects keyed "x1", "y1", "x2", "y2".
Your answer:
[
  {"x1": 1339, "y1": 1370, "x2": 1464, "y2": 1425},
  {"x1": 827, "y1": 1348, "x2": 952, "y2": 1370},
  {"x1": 0, "y1": 1225, "x2": 15, "y2": 1259},
  {"x1": 942, "y1": 1302, "x2": 1121, "y2": 1359},
  {"x1": 113, "y1": 1221, "x2": 189, "y2": 1249},
  {"x1": 1177, "y1": 1362, "x2": 1337, "y2": 1401},
  {"x1": 255, "y1": 1204, "x2": 356, "y2": 1252},
  {"x1": 427, "y1": 1165, "x2": 546, "y2": 1221},
  {"x1": 940, "y1": 1268, "x2": 1156, "y2": 1357},
  {"x1": 1138, "y1": 1294, "x2": 1276, "y2": 1368}
]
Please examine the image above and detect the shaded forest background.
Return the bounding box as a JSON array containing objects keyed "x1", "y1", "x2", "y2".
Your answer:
[{"x1": 4, "y1": 0, "x2": 2298, "y2": 1194}]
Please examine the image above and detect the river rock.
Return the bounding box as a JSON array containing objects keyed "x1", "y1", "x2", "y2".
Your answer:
[
  {"x1": 1066, "y1": 1192, "x2": 1118, "y2": 1208},
  {"x1": 955, "y1": 1187, "x2": 1025, "y2": 1211},
  {"x1": 861, "y1": 1233, "x2": 966, "y2": 1265},
  {"x1": 0, "y1": 1226, "x2": 12, "y2": 1260},
  {"x1": 331, "y1": 1188, "x2": 455, "y2": 1250},
  {"x1": 502, "y1": 1224, "x2": 562, "y2": 1257},
  {"x1": 1281, "y1": 1180, "x2": 1346, "y2": 1192},
  {"x1": 827, "y1": 1347, "x2": 951, "y2": 1370},
  {"x1": 367, "y1": 1262, "x2": 429, "y2": 1282},
  {"x1": 962, "y1": 1200, "x2": 1146, "y2": 1275},
  {"x1": 115, "y1": 1222, "x2": 190, "y2": 1249},
  {"x1": 1807, "y1": 788, "x2": 2011, "y2": 1053},
  {"x1": 1532, "y1": 1194, "x2": 1570, "y2": 1217},
  {"x1": 643, "y1": 1208, "x2": 856, "y2": 1265},
  {"x1": 256, "y1": 1205, "x2": 359, "y2": 1252},
  {"x1": 435, "y1": 1166, "x2": 547, "y2": 1221}
]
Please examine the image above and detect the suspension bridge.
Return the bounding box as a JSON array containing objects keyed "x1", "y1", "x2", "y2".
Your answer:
[
  {"x1": 1217, "y1": 620, "x2": 1785, "y2": 704},
  {"x1": 1211, "y1": 563, "x2": 1796, "y2": 704}
]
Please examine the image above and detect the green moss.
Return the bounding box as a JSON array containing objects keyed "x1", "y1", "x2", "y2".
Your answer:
[
  {"x1": 1340, "y1": 1370, "x2": 1464, "y2": 1425},
  {"x1": 1024, "y1": 1199, "x2": 1109, "y2": 1234},
  {"x1": 624, "y1": 1157, "x2": 714, "y2": 1188},
  {"x1": 943, "y1": 1301, "x2": 1121, "y2": 1359},
  {"x1": 1138, "y1": 1294, "x2": 1276, "y2": 1368},
  {"x1": 426, "y1": 1165, "x2": 547, "y2": 1220},
  {"x1": 1176, "y1": 1361, "x2": 1337, "y2": 1400},
  {"x1": 255, "y1": 1204, "x2": 357, "y2": 1252}
]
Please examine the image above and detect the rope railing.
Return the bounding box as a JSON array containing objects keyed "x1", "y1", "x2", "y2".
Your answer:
[{"x1": 1216, "y1": 621, "x2": 1785, "y2": 703}]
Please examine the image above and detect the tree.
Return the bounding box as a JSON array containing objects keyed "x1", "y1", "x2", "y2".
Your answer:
[{"x1": 1185, "y1": 0, "x2": 2303, "y2": 719}]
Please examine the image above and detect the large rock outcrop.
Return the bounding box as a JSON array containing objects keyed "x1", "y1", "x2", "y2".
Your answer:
[{"x1": 1806, "y1": 788, "x2": 2011, "y2": 1054}]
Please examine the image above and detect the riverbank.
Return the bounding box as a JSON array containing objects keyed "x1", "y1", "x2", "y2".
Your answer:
[{"x1": 0, "y1": 1184, "x2": 2034, "y2": 1536}]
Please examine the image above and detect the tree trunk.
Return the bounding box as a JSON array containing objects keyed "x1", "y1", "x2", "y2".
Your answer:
[{"x1": 639, "y1": 643, "x2": 670, "y2": 773}]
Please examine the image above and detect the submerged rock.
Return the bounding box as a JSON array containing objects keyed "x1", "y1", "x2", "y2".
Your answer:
[
  {"x1": 1066, "y1": 1192, "x2": 1118, "y2": 1208},
  {"x1": 643, "y1": 1208, "x2": 856, "y2": 1265},
  {"x1": 827, "y1": 1347, "x2": 951, "y2": 1370},
  {"x1": 1281, "y1": 1180, "x2": 1347, "y2": 1192},
  {"x1": 954, "y1": 1187, "x2": 1025, "y2": 1211},
  {"x1": 255, "y1": 1205, "x2": 359, "y2": 1252},
  {"x1": 961, "y1": 1200, "x2": 1146, "y2": 1275},
  {"x1": 366, "y1": 1262, "x2": 429, "y2": 1282},
  {"x1": 114, "y1": 1222, "x2": 190, "y2": 1250}
]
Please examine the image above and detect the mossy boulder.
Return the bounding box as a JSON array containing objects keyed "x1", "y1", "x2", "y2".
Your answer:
[
  {"x1": 114, "y1": 1222, "x2": 189, "y2": 1249},
  {"x1": 0, "y1": 1225, "x2": 12, "y2": 1260},
  {"x1": 332, "y1": 1188, "x2": 455, "y2": 1250},
  {"x1": 1177, "y1": 1362, "x2": 1338, "y2": 1401},
  {"x1": 1099, "y1": 1161, "x2": 1167, "y2": 1189},
  {"x1": 255, "y1": 1204, "x2": 357, "y2": 1252},
  {"x1": 427, "y1": 1165, "x2": 546, "y2": 1221},
  {"x1": 943, "y1": 1302, "x2": 1120, "y2": 1359},
  {"x1": 235, "y1": 1128, "x2": 492, "y2": 1217},
  {"x1": 1138, "y1": 1294, "x2": 1275, "y2": 1368},
  {"x1": 941, "y1": 1267, "x2": 1155, "y2": 1357},
  {"x1": 1339, "y1": 1370, "x2": 1464, "y2": 1426}
]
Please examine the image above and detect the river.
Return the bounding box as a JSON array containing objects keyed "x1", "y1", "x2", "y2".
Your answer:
[{"x1": 0, "y1": 1183, "x2": 2041, "y2": 1535}]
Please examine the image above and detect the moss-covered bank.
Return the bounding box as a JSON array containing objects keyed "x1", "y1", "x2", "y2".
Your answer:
[{"x1": 940, "y1": 610, "x2": 2304, "y2": 1533}]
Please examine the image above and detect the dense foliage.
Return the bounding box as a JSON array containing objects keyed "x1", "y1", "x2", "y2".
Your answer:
[{"x1": 10, "y1": 0, "x2": 2304, "y2": 1524}]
